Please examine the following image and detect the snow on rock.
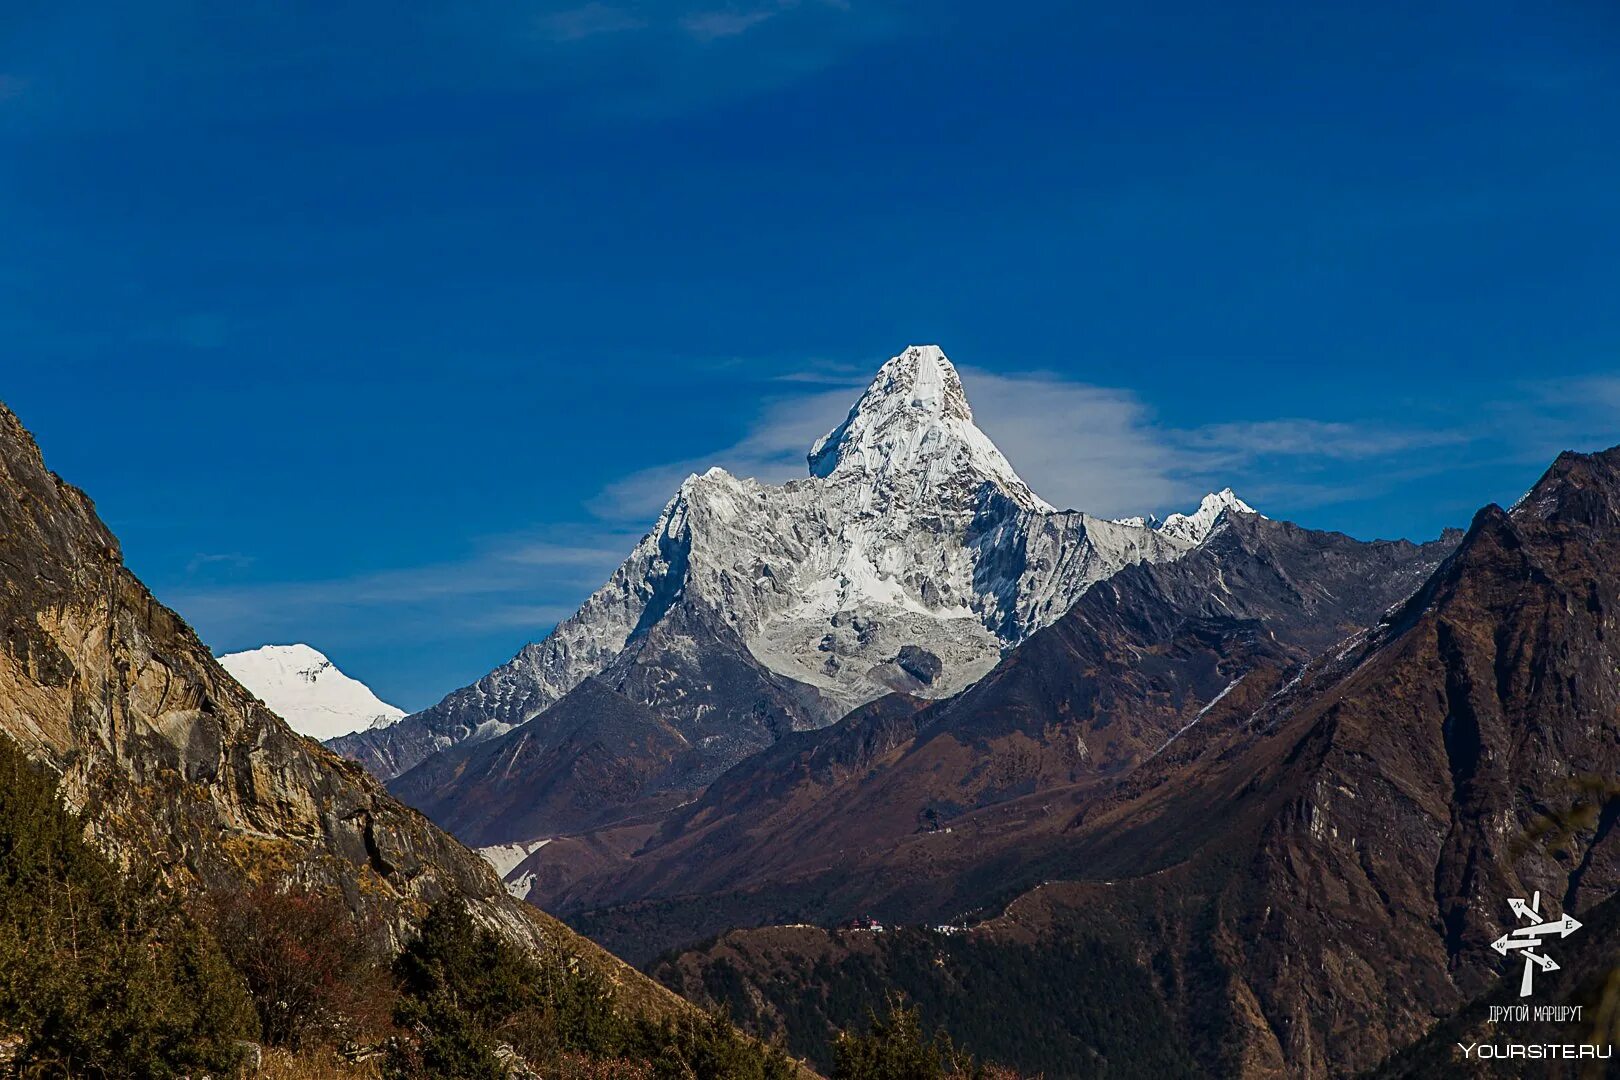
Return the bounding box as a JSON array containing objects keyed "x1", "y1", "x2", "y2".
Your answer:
[
  {"x1": 219, "y1": 644, "x2": 405, "y2": 741},
  {"x1": 348, "y1": 346, "x2": 1262, "y2": 776},
  {"x1": 503, "y1": 871, "x2": 537, "y2": 901},
  {"x1": 476, "y1": 839, "x2": 552, "y2": 879},
  {"x1": 808, "y1": 345, "x2": 1054, "y2": 512},
  {"x1": 1157, "y1": 488, "x2": 1259, "y2": 545},
  {"x1": 476, "y1": 840, "x2": 552, "y2": 900}
]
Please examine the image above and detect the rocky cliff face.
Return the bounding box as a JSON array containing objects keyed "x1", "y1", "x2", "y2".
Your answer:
[
  {"x1": 333, "y1": 346, "x2": 1221, "y2": 786},
  {"x1": 1191, "y1": 448, "x2": 1620, "y2": 1073},
  {"x1": 0, "y1": 403, "x2": 680, "y2": 1016},
  {"x1": 643, "y1": 447, "x2": 1620, "y2": 1077}
]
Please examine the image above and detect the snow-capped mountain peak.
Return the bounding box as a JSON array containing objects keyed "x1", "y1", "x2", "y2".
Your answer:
[
  {"x1": 1157, "y1": 488, "x2": 1259, "y2": 544},
  {"x1": 808, "y1": 345, "x2": 1054, "y2": 513},
  {"x1": 335, "y1": 344, "x2": 1220, "y2": 781},
  {"x1": 219, "y1": 643, "x2": 405, "y2": 741}
]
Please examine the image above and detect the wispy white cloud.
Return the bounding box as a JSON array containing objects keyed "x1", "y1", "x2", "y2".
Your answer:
[
  {"x1": 533, "y1": 0, "x2": 844, "y2": 48},
  {"x1": 1524, "y1": 375, "x2": 1620, "y2": 432},
  {"x1": 536, "y1": 3, "x2": 648, "y2": 42},
  {"x1": 972, "y1": 369, "x2": 1620, "y2": 516},
  {"x1": 680, "y1": 7, "x2": 779, "y2": 41},
  {"x1": 771, "y1": 365, "x2": 869, "y2": 385},
  {"x1": 186, "y1": 551, "x2": 256, "y2": 574},
  {"x1": 170, "y1": 530, "x2": 636, "y2": 652},
  {"x1": 517, "y1": 0, "x2": 891, "y2": 113},
  {"x1": 587, "y1": 363, "x2": 1244, "y2": 522},
  {"x1": 1540, "y1": 375, "x2": 1620, "y2": 410},
  {"x1": 958, "y1": 368, "x2": 1189, "y2": 515},
  {"x1": 455, "y1": 603, "x2": 583, "y2": 631},
  {"x1": 586, "y1": 364, "x2": 1201, "y2": 520},
  {"x1": 588, "y1": 385, "x2": 857, "y2": 520},
  {"x1": 582, "y1": 355, "x2": 1620, "y2": 527},
  {"x1": 676, "y1": 0, "x2": 849, "y2": 43},
  {"x1": 1465, "y1": 375, "x2": 1620, "y2": 468},
  {"x1": 1179, "y1": 419, "x2": 1468, "y2": 464}
]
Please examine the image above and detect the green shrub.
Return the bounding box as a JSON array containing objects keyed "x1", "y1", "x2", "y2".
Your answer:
[
  {"x1": 624, "y1": 1008, "x2": 798, "y2": 1079},
  {"x1": 833, "y1": 998, "x2": 949, "y2": 1080},
  {"x1": 0, "y1": 736, "x2": 256, "y2": 1077}
]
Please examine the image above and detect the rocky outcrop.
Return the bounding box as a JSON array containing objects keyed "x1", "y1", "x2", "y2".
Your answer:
[{"x1": 0, "y1": 403, "x2": 682, "y2": 1017}]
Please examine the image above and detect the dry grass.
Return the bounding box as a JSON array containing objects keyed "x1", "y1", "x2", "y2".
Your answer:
[{"x1": 250, "y1": 1046, "x2": 382, "y2": 1080}]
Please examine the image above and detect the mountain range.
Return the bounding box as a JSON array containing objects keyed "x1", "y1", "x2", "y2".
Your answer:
[
  {"x1": 188, "y1": 344, "x2": 1620, "y2": 1076},
  {"x1": 549, "y1": 508, "x2": 1459, "y2": 942},
  {"x1": 639, "y1": 444, "x2": 1620, "y2": 1077}
]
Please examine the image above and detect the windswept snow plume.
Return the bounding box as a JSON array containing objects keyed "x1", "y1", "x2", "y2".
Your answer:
[{"x1": 220, "y1": 643, "x2": 404, "y2": 740}]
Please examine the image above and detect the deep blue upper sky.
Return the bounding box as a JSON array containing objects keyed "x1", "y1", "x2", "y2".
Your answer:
[{"x1": 3, "y1": 1, "x2": 1618, "y2": 709}]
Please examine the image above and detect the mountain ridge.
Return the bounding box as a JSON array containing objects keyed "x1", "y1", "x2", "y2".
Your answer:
[{"x1": 551, "y1": 510, "x2": 1460, "y2": 953}]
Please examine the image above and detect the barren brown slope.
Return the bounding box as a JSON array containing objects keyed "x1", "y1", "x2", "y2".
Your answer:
[
  {"x1": 648, "y1": 447, "x2": 1620, "y2": 1078},
  {"x1": 0, "y1": 401, "x2": 683, "y2": 1020}
]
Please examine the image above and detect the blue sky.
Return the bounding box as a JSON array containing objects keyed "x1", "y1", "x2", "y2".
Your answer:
[{"x1": 3, "y1": 1, "x2": 1618, "y2": 709}]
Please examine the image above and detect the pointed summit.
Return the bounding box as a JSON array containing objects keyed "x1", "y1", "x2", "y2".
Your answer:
[
  {"x1": 1157, "y1": 488, "x2": 1258, "y2": 545},
  {"x1": 1508, "y1": 445, "x2": 1620, "y2": 528},
  {"x1": 808, "y1": 345, "x2": 1053, "y2": 511}
]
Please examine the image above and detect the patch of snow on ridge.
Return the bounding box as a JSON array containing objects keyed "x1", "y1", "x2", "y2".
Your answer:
[
  {"x1": 220, "y1": 644, "x2": 404, "y2": 741},
  {"x1": 1146, "y1": 675, "x2": 1245, "y2": 762}
]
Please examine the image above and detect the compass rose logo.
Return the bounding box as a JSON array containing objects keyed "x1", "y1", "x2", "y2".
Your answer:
[{"x1": 1490, "y1": 890, "x2": 1582, "y2": 997}]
